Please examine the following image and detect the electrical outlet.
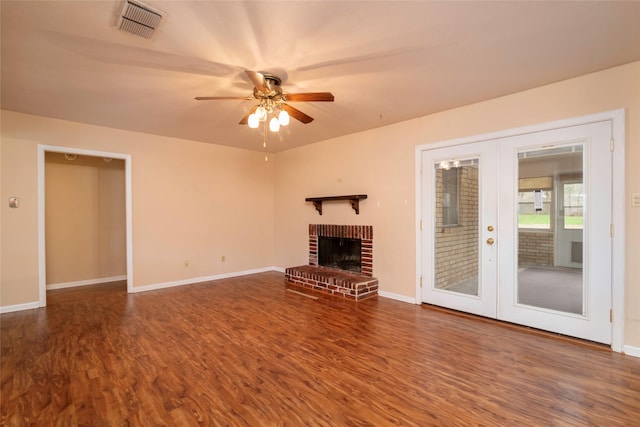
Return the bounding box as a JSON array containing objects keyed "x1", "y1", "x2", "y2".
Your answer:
[{"x1": 184, "y1": 260, "x2": 190, "y2": 267}]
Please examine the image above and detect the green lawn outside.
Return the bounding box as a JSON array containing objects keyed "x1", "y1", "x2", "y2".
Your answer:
[
  {"x1": 518, "y1": 214, "x2": 550, "y2": 226},
  {"x1": 518, "y1": 214, "x2": 583, "y2": 228}
]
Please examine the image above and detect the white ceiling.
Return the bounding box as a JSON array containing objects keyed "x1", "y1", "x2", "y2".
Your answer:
[{"x1": 2, "y1": 1, "x2": 639, "y2": 153}]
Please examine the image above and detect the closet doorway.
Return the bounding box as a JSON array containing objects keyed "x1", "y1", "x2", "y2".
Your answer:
[{"x1": 37, "y1": 146, "x2": 133, "y2": 305}]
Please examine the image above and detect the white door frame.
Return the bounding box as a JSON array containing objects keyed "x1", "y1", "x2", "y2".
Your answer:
[
  {"x1": 415, "y1": 109, "x2": 625, "y2": 352},
  {"x1": 420, "y1": 142, "x2": 498, "y2": 318},
  {"x1": 37, "y1": 145, "x2": 134, "y2": 305}
]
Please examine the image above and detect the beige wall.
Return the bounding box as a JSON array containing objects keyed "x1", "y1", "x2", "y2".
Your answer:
[
  {"x1": 1, "y1": 113, "x2": 275, "y2": 306},
  {"x1": 45, "y1": 153, "x2": 126, "y2": 285},
  {"x1": 274, "y1": 61, "x2": 640, "y2": 347},
  {"x1": 1, "y1": 135, "x2": 39, "y2": 306},
  {"x1": 1, "y1": 61, "x2": 638, "y2": 347}
]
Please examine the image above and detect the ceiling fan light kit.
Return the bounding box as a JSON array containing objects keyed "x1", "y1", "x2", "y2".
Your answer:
[
  {"x1": 269, "y1": 117, "x2": 281, "y2": 132},
  {"x1": 247, "y1": 108, "x2": 288, "y2": 131},
  {"x1": 278, "y1": 110, "x2": 290, "y2": 126},
  {"x1": 196, "y1": 70, "x2": 334, "y2": 150}
]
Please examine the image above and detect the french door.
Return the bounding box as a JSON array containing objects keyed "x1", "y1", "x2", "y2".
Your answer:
[
  {"x1": 421, "y1": 141, "x2": 498, "y2": 318},
  {"x1": 420, "y1": 121, "x2": 612, "y2": 344}
]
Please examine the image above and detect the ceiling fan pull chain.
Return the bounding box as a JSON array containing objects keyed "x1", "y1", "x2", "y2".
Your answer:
[
  {"x1": 263, "y1": 120, "x2": 268, "y2": 162},
  {"x1": 263, "y1": 119, "x2": 268, "y2": 148}
]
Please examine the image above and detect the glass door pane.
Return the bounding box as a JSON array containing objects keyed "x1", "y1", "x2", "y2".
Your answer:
[
  {"x1": 516, "y1": 145, "x2": 584, "y2": 315},
  {"x1": 421, "y1": 141, "x2": 497, "y2": 318},
  {"x1": 434, "y1": 160, "x2": 479, "y2": 296},
  {"x1": 498, "y1": 120, "x2": 612, "y2": 343}
]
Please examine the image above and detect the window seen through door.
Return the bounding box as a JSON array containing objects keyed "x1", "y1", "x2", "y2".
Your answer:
[
  {"x1": 518, "y1": 176, "x2": 552, "y2": 229},
  {"x1": 563, "y1": 182, "x2": 584, "y2": 229},
  {"x1": 442, "y1": 168, "x2": 459, "y2": 226}
]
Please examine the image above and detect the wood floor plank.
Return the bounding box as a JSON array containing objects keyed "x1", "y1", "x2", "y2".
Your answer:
[{"x1": 2, "y1": 272, "x2": 639, "y2": 425}]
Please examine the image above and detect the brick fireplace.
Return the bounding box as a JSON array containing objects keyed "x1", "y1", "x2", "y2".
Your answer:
[{"x1": 285, "y1": 224, "x2": 378, "y2": 301}]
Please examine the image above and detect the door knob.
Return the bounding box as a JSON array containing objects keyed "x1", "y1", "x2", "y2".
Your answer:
[{"x1": 487, "y1": 238, "x2": 495, "y2": 245}]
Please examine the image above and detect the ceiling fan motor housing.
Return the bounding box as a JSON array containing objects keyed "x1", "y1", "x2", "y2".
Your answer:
[
  {"x1": 255, "y1": 73, "x2": 283, "y2": 100},
  {"x1": 262, "y1": 73, "x2": 281, "y2": 86}
]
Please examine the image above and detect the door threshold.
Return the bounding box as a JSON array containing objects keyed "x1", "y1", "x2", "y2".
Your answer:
[{"x1": 421, "y1": 303, "x2": 610, "y2": 352}]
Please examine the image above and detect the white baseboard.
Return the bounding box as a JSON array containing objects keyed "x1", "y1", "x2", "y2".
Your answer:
[
  {"x1": 378, "y1": 290, "x2": 416, "y2": 304},
  {"x1": 132, "y1": 267, "x2": 278, "y2": 293},
  {"x1": 47, "y1": 275, "x2": 127, "y2": 290},
  {"x1": 623, "y1": 345, "x2": 640, "y2": 358},
  {"x1": 0, "y1": 301, "x2": 40, "y2": 314}
]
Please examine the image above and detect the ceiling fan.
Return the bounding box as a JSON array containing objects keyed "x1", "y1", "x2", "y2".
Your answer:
[{"x1": 195, "y1": 70, "x2": 334, "y2": 130}]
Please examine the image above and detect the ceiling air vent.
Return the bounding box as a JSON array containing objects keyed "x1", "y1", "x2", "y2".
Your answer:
[{"x1": 117, "y1": 0, "x2": 163, "y2": 39}]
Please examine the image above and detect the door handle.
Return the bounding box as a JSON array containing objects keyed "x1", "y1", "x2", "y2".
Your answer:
[{"x1": 487, "y1": 238, "x2": 495, "y2": 245}]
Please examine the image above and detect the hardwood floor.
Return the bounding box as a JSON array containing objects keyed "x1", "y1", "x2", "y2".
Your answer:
[{"x1": 2, "y1": 271, "x2": 639, "y2": 425}]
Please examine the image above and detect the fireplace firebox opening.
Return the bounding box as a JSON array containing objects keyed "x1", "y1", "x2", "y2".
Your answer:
[
  {"x1": 308, "y1": 224, "x2": 373, "y2": 277},
  {"x1": 318, "y1": 236, "x2": 362, "y2": 273}
]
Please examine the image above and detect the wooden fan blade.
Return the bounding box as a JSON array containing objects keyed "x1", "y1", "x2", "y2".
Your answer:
[
  {"x1": 283, "y1": 104, "x2": 314, "y2": 124},
  {"x1": 238, "y1": 105, "x2": 258, "y2": 125},
  {"x1": 285, "y1": 92, "x2": 334, "y2": 102},
  {"x1": 245, "y1": 70, "x2": 266, "y2": 92},
  {"x1": 195, "y1": 96, "x2": 252, "y2": 101}
]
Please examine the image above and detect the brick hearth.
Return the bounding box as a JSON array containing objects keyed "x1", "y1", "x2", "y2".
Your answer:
[
  {"x1": 285, "y1": 224, "x2": 378, "y2": 301},
  {"x1": 285, "y1": 265, "x2": 378, "y2": 301}
]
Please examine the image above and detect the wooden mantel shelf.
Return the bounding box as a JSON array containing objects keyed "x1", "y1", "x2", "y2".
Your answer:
[{"x1": 305, "y1": 195, "x2": 368, "y2": 215}]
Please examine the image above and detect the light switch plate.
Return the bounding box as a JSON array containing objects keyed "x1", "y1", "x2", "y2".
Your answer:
[{"x1": 632, "y1": 193, "x2": 640, "y2": 207}]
